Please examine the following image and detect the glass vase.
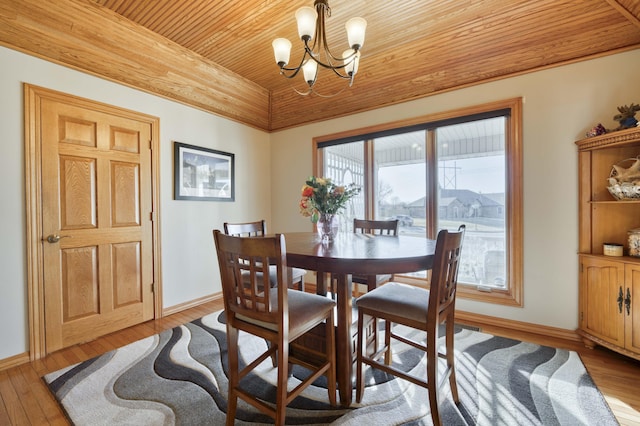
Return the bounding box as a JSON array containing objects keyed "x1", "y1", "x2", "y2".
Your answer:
[{"x1": 317, "y1": 213, "x2": 339, "y2": 241}]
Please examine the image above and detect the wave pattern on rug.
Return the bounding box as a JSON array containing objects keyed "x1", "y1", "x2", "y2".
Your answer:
[{"x1": 44, "y1": 311, "x2": 618, "y2": 425}]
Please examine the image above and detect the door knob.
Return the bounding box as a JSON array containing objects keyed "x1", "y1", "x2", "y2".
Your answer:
[{"x1": 45, "y1": 234, "x2": 70, "y2": 243}]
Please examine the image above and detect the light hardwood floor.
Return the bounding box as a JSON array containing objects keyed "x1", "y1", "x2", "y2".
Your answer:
[{"x1": 1, "y1": 299, "x2": 639, "y2": 425}]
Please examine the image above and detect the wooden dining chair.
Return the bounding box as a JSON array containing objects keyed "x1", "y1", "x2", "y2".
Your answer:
[
  {"x1": 213, "y1": 230, "x2": 337, "y2": 425},
  {"x1": 352, "y1": 218, "x2": 399, "y2": 293},
  {"x1": 354, "y1": 225, "x2": 465, "y2": 426},
  {"x1": 353, "y1": 218, "x2": 399, "y2": 235},
  {"x1": 224, "y1": 220, "x2": 306, "y2": 291}
]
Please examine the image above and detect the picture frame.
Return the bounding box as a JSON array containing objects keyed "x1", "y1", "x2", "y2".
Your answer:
[{"x1": 174, "y1": 141, "x2": 235, "y2": 201}]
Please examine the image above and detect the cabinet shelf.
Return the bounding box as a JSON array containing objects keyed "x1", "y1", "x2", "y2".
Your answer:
[
  {"x1": 579, "y1": 253, "x2": 640, "y2": 263},
  {"x1": 575, "y1": 127, "x2": 640, "y2": 150},
  {"x1": 589, "y1": 199, "x2": 640, "y2": 204}
]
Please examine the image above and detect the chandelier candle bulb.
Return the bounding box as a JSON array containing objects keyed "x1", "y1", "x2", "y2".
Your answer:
[
  {"x1": 272, "y1": 38, "x2": 292, "y2": 67},
  {"x1": 345, "y1": 17, "x2": 367, "y2": 49},
  {"x1": 302, "y1": 60, "x2": 318, "y2": 85},
  {"x1": 295, "y1": 7, "x2": 317, "y2": 40},
  {"x1": 343, "y1": 49, "x2": 360, "y2": 76}
]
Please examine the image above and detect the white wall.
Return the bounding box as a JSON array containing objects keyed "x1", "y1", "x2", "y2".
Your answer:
[
  {"x1": 0, "y1": 46, "x2": 271, "y2": 360},
  {"x1": 2, "y1": 44, "x2": 639, "y2": 362},
  {"x1": 271, "y1": 49, "x2": 640, "y2": 331}
]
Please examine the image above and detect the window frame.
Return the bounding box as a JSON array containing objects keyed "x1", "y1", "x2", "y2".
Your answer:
[{"x1": 312, "y1": 98, "x2": 523, "y2": 307}]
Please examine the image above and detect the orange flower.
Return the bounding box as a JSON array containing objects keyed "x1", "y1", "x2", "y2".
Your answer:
[{"x1": 301, "y1": 185, "x2": 314, "y2": 197}]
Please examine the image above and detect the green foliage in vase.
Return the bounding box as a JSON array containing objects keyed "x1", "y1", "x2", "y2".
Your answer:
[{"x1": 299, "y1": 176, "x2": 361, "y2": 223}]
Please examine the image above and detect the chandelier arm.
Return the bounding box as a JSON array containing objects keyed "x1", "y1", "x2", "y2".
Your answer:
[
  {"x1": 278, "y1": 66, "x2": 302, "y2": 79},
  {"x1": 280, "y1": 44, "x2": 357, "y2": 77},
  {"x1": 307, "y1": 78, "x2": 353, "y2": 98},
  {"x1": 281, "y1": 75, "x2": 313, "y2": 96},
  {"x1": 315, "y1": 2, "x2": 351, "y2": 65},
  {"x1": 277, "y1": 49, "x2": 313, "y2": 79},
  {"x1": 325, "y1": 66, "x2": 355, "y2": 80},
  {"x1": 306, "y1": 44, "x2": 360, "y2": 73},
  {"x1": 281, "y1": 67, "x2": 354, "y2": 98},
  {"x1": 293, "y1": 86, "x2": 313, "y2": 96},
  {"x1": 279, "y1": 61, "x2": 353, "y2": 81},
  {"x1": 318, "y1": 18, "x2": 352, "y2": 64},
  {"x1": 313, "y1": 49, "x2": 359, "y2": 69}
]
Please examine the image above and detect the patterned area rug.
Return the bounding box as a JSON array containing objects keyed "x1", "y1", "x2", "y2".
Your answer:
[{"x1": 44, "y1": 311, "x2": 618, "y2": 425}]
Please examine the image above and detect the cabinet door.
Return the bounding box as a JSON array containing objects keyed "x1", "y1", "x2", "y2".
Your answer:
[
  {"x1": 580, "y1": 257, "x2": 625, "y2": 346},
  {"x1": 625, "y1": 264, "x2": 640, "y2": 354}
]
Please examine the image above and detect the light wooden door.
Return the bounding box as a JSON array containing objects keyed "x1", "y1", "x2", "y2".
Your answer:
[
  {"x1": 580, "y1": 256, "x2": 625, "y2": 347},
  {"x1": 625, "y1": 263, "x2": 640, "y2": 354},
  {"x1": 39, "y1": 96, "x2": 155, "y2": 352}
]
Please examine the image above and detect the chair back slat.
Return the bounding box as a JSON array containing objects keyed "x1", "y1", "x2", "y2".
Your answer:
[
  {"x1": 223, "y1": 220, "x2": 307, "y2": 292},
  {"x1": 428, "y1": 225, "x2": 465, "y2": 319},
  {"x1": 214, "y1": 230, "x2": 288, "y2": 326},
  {"x1": 224, "y1": 220, "x2": 267, "y2": 237},
  {"x1": 353, "y1": 219, "x2": 399, "y2": 236}
]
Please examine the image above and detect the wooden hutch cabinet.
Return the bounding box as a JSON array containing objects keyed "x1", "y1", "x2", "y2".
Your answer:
[{"x1": 576, "y1": 126, "x2": 640, "y2": 361}]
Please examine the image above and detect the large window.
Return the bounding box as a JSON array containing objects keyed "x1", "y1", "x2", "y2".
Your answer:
[{"x1": 314, "y1": 99, "x2": 522, "y2": 306}]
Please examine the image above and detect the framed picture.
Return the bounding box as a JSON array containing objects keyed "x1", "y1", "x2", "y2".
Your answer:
[{"x1": 174, "y1": 141, "x2": 235, "y2": 201}]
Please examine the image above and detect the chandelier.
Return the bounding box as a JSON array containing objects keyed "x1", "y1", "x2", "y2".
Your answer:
[{"x1": 272, "y1": 0, "x2": 367, "y2": 97}]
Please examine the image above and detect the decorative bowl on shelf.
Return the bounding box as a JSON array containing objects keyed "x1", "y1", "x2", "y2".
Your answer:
[
  {"x1": 607, "y1": 157, "x2": 640, "y2": 200},
  {"x1": 607, "y1": 182, "x2": 640, "y2": 200}
]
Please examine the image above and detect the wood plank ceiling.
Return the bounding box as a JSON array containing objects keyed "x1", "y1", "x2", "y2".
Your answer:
[{"x1": 2, "y1": 0, "x2": 640, "y2": 131}]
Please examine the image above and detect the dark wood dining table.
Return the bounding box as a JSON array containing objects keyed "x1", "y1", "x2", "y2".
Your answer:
[{"x1": 283, "y1": 231, "x2": 437, "y2": 406}]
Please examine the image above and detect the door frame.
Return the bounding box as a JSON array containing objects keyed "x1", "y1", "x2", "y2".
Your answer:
[{"x1": 24, "y1": 84, "x2": 163, "y2": 360}]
